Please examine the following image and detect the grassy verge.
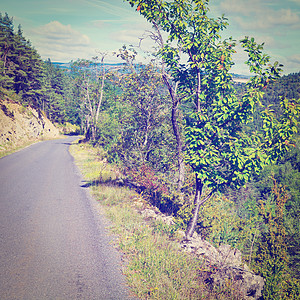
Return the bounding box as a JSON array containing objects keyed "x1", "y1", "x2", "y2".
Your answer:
[
  {"x1": 0, "y1": 139, "x2": 36, "y2": 158},
  {"x1": 70, "y1": 142, "x2": 241, "y2": 300}
]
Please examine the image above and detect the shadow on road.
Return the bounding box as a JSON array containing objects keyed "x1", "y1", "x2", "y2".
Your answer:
[
  {"x1": 81, "y1": 179, "x2": 102, "y2": 188},
  {"x1": 80, "y1": 177, "x2": 138, "y2": 190}
]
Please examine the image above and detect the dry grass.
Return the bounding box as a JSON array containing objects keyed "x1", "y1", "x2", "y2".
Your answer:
[
  {"x1": 0, "y1": 139, "x2": 37, "y2": 158},
  {"x1": 0, "y1": 136, "x2": 64, "y2": 158}
]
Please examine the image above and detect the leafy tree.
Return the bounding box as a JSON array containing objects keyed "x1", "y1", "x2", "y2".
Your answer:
[
  {"x1": 71, "y1": 54, "x2": 112, "y2": 141},
  {"x1": 0, "y1": 14, "x2": 81, "y2": 126},
  {"x1": 126, "y1": 0, "x2": 300, "y2": 239},
  {"x1": 117, "y1": 62, "x2": 173, "y2": 171},
  {"x1": 96, "y1": 49, "x2": 176, "y2": 172},
  {"x1": 41, "y1": 59, "x2": 77, "y2": 124},
  {"x1": 146, "y1": 24, "x2": 186, "y2": 189}
]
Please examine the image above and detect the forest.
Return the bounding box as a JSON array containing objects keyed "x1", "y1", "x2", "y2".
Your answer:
[{"x1": 1, "y1": 1, "x2": 300, "y2": 298}]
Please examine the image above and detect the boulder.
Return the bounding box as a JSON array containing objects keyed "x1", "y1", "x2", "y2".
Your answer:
[
  {"x1": 140, "y1": 207, "x2": 175, "y2": 226},
  {"x1": 181, "y1": 237, "x2": 264, "y2": 299}
]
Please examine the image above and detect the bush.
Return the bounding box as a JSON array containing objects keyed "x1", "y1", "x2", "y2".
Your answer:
[{"x1": 254, "y1": 178, "x2": 300, "y2": 299}]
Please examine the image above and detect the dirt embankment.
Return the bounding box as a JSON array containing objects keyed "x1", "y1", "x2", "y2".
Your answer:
[{"x1": 0, "y1": 98, "x2": 60, "y2": 152}]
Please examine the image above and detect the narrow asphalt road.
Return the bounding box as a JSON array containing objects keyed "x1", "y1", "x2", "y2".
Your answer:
[{"x1": 0, "y1": 137, "x2": 135, "y2": 300}]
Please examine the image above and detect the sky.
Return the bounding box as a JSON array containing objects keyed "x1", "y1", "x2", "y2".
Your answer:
[{"x1": 1, "y1": 0, "x2": 300, "y2": 75}]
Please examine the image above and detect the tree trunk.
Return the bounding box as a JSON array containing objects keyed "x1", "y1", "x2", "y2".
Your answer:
[
  {"x1": 95, "y1": 55, "x2": 106, "y2": 124},
  {"x1": 162, "y1": 74, "x2": 185, "y2": 188},
  {"x1": 171, "y1": 98, "x2": 185, "y2": 188},
  {"x1": 185, "y1": 174, "x2": 203, "y2": 240},
  {"x1": 91, "y1": 124, "x2": 96, "y2": 141},
  {"x1": 184, "y1": 65, "x2": 206, "y2": 240},
  {"x1": 185, "y1": 174, "x2": 214, "y2": 240},
  {"x1": 151, "y1": 21, "x2": 185, "y2": 189},
  {"x1": 84, "y1": 79, "x2": 97, "y2": 142}
]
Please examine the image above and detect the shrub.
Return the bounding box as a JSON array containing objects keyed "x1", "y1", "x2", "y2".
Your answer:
[{"x1": 254, "y1": 178, "x2": 300, "y2": 299}]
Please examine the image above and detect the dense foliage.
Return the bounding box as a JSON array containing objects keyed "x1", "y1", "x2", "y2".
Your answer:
[{"x1": 125, "y1": 0, "x2": 299, "y2": 248}]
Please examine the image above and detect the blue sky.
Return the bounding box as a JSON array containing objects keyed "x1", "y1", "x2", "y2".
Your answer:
[{"x1": 1, "y1": 0, "x2": 300, "y2": 75}]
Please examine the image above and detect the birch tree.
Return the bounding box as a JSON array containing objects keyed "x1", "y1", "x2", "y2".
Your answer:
[{"x1": 72, "y1": 53, "x2": 108, "y2": 141}]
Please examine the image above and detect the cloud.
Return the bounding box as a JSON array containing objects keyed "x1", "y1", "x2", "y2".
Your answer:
[
  {"x1": 91, "y1": 20, "x2": 106, "y2": 28},
  {"x1": 91, "y1": 19, "x2": 125, "y2": 29},
  {"x1": 277, "y1": 8, "x2": 300, "y2": 25},
  {"x1": 113, "y1": 28, "x2": 146, "y2": 45},
  {"x1": 259, "y1": 8, "x2": 299, "y2": 28},
  {"x1": 220, "y1": 0, "x2": 261, "y2": 15},
  {"x1": 78, "y1": 0, "x2": 137, "y2": 20},
  {"x1": 253, "y1": 35, "x2": 276, "y2": 47},
  {"x1": 289, "y1": 54, "x2": 300, "y2": 64},
  {"x1": 33, "y1": 21, "x2": 90, "y2": 46},
  {"x1": 220, "y1": 0, "x2": 300, "y2": 30},
  {"x1": 31, "y1": 21, "x2": 93, "y2": 61},
  {"x1": 111, "y1": 22, "x2": 154, "y2": 47},
  {"x1": 288, "y1": 0, "x2": 300, "y2": 4}
]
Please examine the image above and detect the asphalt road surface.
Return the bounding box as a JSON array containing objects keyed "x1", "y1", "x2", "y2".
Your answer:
[{"x1": 0, "y1": 137, "x2": 135, "y2": 299}]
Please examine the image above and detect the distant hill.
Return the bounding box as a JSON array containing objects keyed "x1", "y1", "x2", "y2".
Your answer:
[
  {"x1": 52, "y1": 62, "x2": 125, "y2": 70},
  {"x1": 53, "y1": 62, "x2": 252, "y2": 81},
  {"x1": 263, "y1": 71, "x2": 300, "y2": 103}
]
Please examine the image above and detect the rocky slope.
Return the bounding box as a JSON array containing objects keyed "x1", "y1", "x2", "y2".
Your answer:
[
  {"x1": 139, "y1": 205, "x2": 264, "y2": 300},
  {"x1": 0, "y1": 98, "x2": 60, "y2": 151}
]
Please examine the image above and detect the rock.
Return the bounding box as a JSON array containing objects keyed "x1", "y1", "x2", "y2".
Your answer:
[
  {"x1": 140, "y1": 207, "x2": 175, "y2": 226},
  {"x1": 181, "y1": 237, "x2": 264, "y2": 299},
  {"x1": 141, "y1": 208, "x2": 157, "y2": 219},
  {"x1": 211, "y1": 265, "x2": 264, "y2": 300},
  {"x1": 218, "y1": 244, "x2": 242, "y2": 267},
  {"x1": 0, "y1": 99, "x2": 60, "y2": 149},
  {"x1": 175, "y1": 230, "x2": 186, "y2": 240},
  {"x1": 164, "y1": 216, "x2": 175, "y2": 226},
  {"x1": 136, "y1": 198, "x2": 264, "y2": 299}
]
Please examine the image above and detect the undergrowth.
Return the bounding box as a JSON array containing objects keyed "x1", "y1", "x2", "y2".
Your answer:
[{"x1": 70, "y1": 141, "x2": 245, "y2": 300}]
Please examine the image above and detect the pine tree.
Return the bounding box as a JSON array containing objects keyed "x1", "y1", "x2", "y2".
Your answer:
[
  {"x1": 0, "y1": 13, "x2": 17, "y2": 90},
  {"x1": 0, "y1": 13, "x2": 44, "y2": 108}
]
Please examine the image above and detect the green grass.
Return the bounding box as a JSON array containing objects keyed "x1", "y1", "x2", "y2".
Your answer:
[{"x1": 70, "y1": 142, "x2": 243, "y2": 300}]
